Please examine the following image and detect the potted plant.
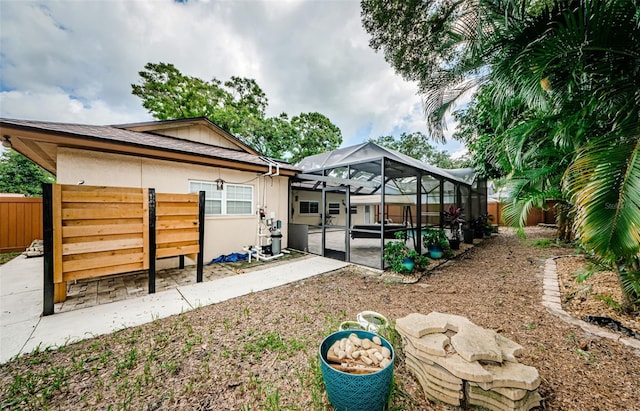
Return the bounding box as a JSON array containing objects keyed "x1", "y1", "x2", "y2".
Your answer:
[
  {"x1": 383, "y1": 232, "x2": 420, "y2": 273},
  {"x1": 422, "y1": 229, "x2": 450, "y2": 259},
  {"x1": 444, "y1": 206, "x2": 464, "y2": 250},
  {"x1": 471, "y1": 213, "x2": 494, "y2": 237}
]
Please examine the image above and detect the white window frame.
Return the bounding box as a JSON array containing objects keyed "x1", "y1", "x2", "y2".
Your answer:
[
  {"x1": 299, "y1": 200, "x2": 319, "y2": 215},
  {"x1": 328, "y1": 202, "x2": 341, "y2": 215},
  {"x1": 189, "y1": 180, "x2": 253, "y2": 216}
]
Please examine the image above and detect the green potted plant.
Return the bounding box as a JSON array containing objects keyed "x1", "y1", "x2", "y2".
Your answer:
[
  {"x1": 383, "y1": 232, "x2": 423, "y2": 273},
  {"x1": 422, "y1": 229, "x2": 450, "y2": 259}
]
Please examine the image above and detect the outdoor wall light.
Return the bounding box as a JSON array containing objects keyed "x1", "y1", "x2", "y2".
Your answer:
[
  {"x1": 2, "y1": 135, "x2": 11, "y2": 148},
  {"x1": 215, "y1": 178, "x2": 224, "y2": 190}
]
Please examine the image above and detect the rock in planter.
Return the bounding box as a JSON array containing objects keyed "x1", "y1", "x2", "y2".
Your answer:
[{"x1": 396, "y1": 312, "x2": 541, "y2": 411}]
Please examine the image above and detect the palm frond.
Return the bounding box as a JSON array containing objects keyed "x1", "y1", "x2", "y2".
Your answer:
[{"x1": 564, "y1": 132, "x2": 640, "y2": 260}]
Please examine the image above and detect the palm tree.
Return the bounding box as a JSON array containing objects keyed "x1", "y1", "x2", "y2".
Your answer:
[
  {"x1": 362, "y1": 0, "x2": 640, "y2": 306},
  {"x1": 483, "y1": 0, "x2": 640, "y2": 307}
]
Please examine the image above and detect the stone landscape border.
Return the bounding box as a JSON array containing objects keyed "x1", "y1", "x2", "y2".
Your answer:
[{"x1": 542, "y1": 256, "x2": 640, "y2": 353}]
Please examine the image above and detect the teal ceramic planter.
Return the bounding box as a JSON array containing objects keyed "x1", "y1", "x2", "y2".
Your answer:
[
  {"x1": 319, "y1": 330, "x2": 394, "y2": 411},
  {"x1": 428, "y1": 245, "x2": 444, "y2": 259}
]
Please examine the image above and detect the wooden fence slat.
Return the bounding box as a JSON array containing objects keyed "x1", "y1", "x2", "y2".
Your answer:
[
  {"x1": 156, "y1": 207, "x2": 198, "y2": 216},
  {"x1": 156, "y1": 219, "x2": 198, "y2": 230},
  {"x1": 62, "y1": 191, "x2": 144, "y2": 203},
  {"x1": 156, "y1": 193, "x2": 199, "y2": 202},
  {"x1": 61, "y1": 185, "x2": 144, "y2": 194},
  {"x1": 62, "y1": 207, "x2": 144, "y2": 220},
  {"x1": 156, "y1": 244, "x2": 200, "y2": 259},
  {"x1": 62, "y1": 238, "x2": 144, "y2": 255},
  {"x1": 64, "y1": 262, "x2": 146, "y2": 282},
  {"x1": 63, "y1": 252, "x2": 145, "y2": 272},
  {"x1": 62, "y1": 223, "x2": 144, "y2": 238},
  {"x1": 156, "y1": 230, "x2": 199, "y2": 244}
]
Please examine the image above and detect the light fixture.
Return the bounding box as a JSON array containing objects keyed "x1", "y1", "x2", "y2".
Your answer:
[
  {"x1": 2, "y1": 135, "x2": 11, "y2": 148},
  {"x1": 215, "y1": 178, "x2": 224, "y2": 190}
]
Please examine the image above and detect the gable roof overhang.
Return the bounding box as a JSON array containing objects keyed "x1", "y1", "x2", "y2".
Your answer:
[
  {"x1": 0, "y1": 118, "x2": 298, "y2": 177},
  {"x1": 114, "y1": 117, "x2": 261, "y2": 156}
]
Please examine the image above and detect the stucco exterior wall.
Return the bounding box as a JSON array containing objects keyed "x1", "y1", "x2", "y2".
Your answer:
[{"x1": 56, "y1": 148, "x2": 289, "y2": 266}]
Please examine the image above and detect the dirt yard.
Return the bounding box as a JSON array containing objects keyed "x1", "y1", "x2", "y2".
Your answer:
[{"x1": 1, "y1": 227, "x2": 639, "y2": 410}]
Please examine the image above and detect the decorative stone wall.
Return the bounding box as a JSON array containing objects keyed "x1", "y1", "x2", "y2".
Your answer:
[{"x1": 396, "y1": 312, "x2": 541, "y2": 411}]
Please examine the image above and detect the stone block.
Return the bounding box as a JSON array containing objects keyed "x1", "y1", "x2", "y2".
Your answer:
[
  {"x1": 421, "y1": 350, "x2": 494, "y2": 382},
  {"x1": 413, "y1": 333, "x2": 450, "y2": 357},
  {"x1": 407, "y1": 358, "x2": 461, "y2": 407},
  {"x1": 406, "y1": 352, "x2": 462, "y2": 384},
  {"x1": 466, "y1": 383, "x2": 541, "y2": 411},
  {"x1": 423, "y1": 374, "x2": 464, "y2": 400},
  {"x1": 475, "y1": 361, "x2": 540, "y2": 391},
  {"x1": 406, "y1": 356, "x2": 463, "y2": 391},
  {"x1": 468, "y1": 382, "x2": 529, "y2": 401},
  {"x1": 423, "y1": 388, "x2": 462, "y2": 407},
  {"x1": 495, "y1": 334, "x2": 523, "y2": 363},
  {"x1": 451, "y1": 324, "x2": 503, "y2": 363},
  {"x1": 396, "y1": 312, "x2": 472, "y2": 339},
  {"x1": 404, "y1": 340, "x2": 435, "y2": 365}
]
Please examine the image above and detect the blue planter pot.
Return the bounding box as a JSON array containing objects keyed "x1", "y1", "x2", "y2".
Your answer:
[
  {"x1": 401, "y1": 257, "x2": 415, "y2": 272},
  {"x1": 319, "y1": 330, "x2": 394, "y2": 411},
  {"x1": 428, "y1": 245, "x2": 444, "y2": 259}
]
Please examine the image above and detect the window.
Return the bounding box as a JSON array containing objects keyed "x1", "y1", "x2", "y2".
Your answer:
[
  {"x1": 226, "y1": 184, "x2": 252, "y2": 214},
  {"x1": 350, "y1": 205, "x2": 358, "y2": 214},
  {"x1": 300, "y1": 200, "x2": 319, "y2": 214},
  {"x1": 328, "y1": 202, "x2": 341, "y2": 215},
  {"x1": 189, "y1": 180, "x2": 253, "y2": 215}
]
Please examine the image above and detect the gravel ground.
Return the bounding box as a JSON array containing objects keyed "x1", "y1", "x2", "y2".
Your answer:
[{"x1": 1, "y1": 227, "x2": 639, "y2": 410}]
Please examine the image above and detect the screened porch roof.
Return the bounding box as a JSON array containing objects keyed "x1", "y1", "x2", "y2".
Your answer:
[{"x1": 294, "y1": 142, "x2": 474, "y2": 195}]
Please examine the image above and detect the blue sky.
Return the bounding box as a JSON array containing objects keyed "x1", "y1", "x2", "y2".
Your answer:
[{"x1": 0, "y1": 0, "x2": 465, "y2": 158}]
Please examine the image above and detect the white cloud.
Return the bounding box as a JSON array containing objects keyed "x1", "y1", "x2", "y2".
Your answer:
[
  {"x1": 0, "y1": 89, "x2": 149, "y2": 125},
  {"x1": 0, "y1": 0, "x2": 465, "y2": 154}
]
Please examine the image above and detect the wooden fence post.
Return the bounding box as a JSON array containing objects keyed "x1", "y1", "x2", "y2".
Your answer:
[
  {"x1": 148, "y1": 188, "x2": 156, "y2": 294},
  {"x1": 42, "y1": 183, "x2": 54, "y2": 316},
  {"x1": 197, "y1": 190, "x2": 205, "y2": 283}
]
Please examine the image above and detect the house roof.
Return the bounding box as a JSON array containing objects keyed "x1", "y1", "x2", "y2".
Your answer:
[{"x1": 0, "y1": 118, "x2": 298, "y2": 176}]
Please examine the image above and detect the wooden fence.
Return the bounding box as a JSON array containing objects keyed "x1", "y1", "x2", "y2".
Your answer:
[
  {"x1": 0, "y1": 196, "x2": 43, "y2": 253},
  {"x1": 488, "y1": 201, "x2": 557, "y2": 226},
  {"x1": 43, "y1": 184, "x2": 204, "y2": 315}
]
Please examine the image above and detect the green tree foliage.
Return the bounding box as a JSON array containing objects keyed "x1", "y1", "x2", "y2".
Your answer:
[
  {"x1": 368, "y1": 132, "x2": 467, "y2": 168},
  {"x1": 362, "y1": 0, "x2": 640, "y2": 307},
  {"x1": 131, "y1": 62, "x2": 342, "y2": 163},
  {"x1": 0, "y1": 149, "x2": 54, "y2": 196}
]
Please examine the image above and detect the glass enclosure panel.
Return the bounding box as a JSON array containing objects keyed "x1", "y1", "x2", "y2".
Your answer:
[
  {"x1": 460, "y1": 185, "x2": 471, "y2": 223},
  {"x1": 423, "y1": 175, "x2": 440, "y2": 227}
]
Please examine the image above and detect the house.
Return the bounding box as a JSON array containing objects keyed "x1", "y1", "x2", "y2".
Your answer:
[{"x1": 0, "y1": 117, "x2": 298, "y2": 266}]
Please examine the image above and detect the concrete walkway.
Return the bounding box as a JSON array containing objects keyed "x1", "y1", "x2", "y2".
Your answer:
[{"x1": 0, "y1": 254, "x2": 349, "y2": 364}]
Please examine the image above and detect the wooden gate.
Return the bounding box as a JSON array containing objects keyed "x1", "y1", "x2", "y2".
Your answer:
[{"x1": 42, "y1": 184, "x2": 204, "y2": 315}]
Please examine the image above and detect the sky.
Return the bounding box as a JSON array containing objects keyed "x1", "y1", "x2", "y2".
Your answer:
[{"x1": 0, "y1": 0, "x2": 465, "y2": 157}]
